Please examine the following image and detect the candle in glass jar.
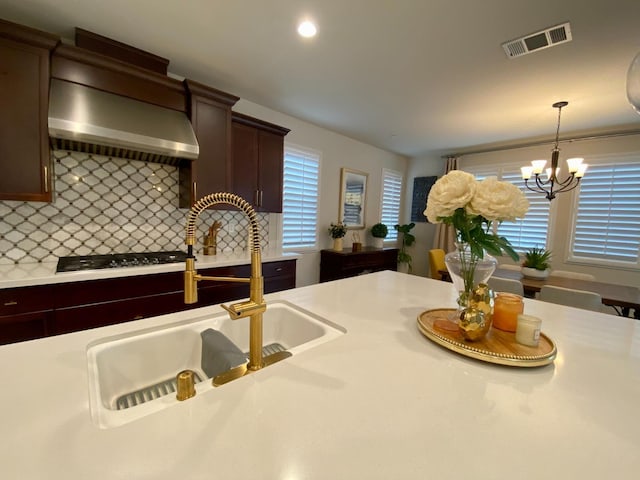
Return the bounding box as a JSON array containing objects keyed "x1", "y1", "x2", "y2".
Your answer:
[
  {"x1": 516, "y1": 314, "x2": 542, "y2": 347},
  {"x1": 492, "y1": 292, "x2": 524, "y2": 332}
]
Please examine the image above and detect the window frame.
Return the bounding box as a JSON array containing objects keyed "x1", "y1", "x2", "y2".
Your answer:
[
  {"x1": 281, "y1": 143, "x2": 321, "y2": 252},
  {"x1": 380, "y1": 168, "x2": 403, "y2": 242},
  {"x1": 459, "y1": 163, "x2": 555, "y2": 254},
  {"x1": 566, "y1": 152, "x2": 640, "y2": 270}
]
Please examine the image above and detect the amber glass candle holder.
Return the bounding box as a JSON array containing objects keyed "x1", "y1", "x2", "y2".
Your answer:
[{"x1": 492, "y1": 292, "x2": 524, "y2": 332}]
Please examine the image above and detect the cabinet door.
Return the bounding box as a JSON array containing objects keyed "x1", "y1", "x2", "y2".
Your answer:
[
  {"x1": 0, "y1": 22, "x2": 58, "y2": 202},
  {"x1": 258, "y1": 130, "x2": 284, "y2": 213},
  {"x1": 179, "y1": 80, "x2": 238, "y2": 207},
  {"x1": 231, "y1": 121, "x2": 259, "y2": 206}
]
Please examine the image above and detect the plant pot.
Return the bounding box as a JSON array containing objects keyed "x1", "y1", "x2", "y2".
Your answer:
[
  {"x1": 397, "y1": 262, "x2": 409, "y2": 274},
  {"x1": 333, "y1": 238, "x2": 343, "y2": 252},
  {"x1": 521, "y1": 267, "x2": 549, "y2": 279},
  {"x1": 372, "y1": 237, "x2": 384, "y2": 249}
]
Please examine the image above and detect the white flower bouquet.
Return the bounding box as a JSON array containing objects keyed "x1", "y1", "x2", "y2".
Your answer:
[{"x1": 425, "y1": 170, "x2": 529, "y2": 261}]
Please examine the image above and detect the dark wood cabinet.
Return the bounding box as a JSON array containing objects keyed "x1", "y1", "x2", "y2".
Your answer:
[
  {"x1": 179, "y1": 80, "x2": 239, "y2": 207},
  {"x1": 320, "y1": 248, "x2": 399, "y2": 283},
  {"x1": 0, "y1": 19, "x2": 59, "y2": 202},
  {"x1": 0, "y1": 284, "x2": 54, "y2": 344},
  {"x1": 231, "y1": 112, "x2": 290, "y2": 212},
  {"x1": 0, "y1": 260, "x2": 296, "y2": 344}
]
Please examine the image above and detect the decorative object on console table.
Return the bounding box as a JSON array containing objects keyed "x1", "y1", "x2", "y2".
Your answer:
[
  {"x1": 521, "y1": 247, "x2": 552, "y2": 279},
  {"x1": 319, "y1": 248, "x2": 399, "y2": 283},
  {"x1": 426, "y1": 171, "x2": 528, "y2": 341},
  {"x1": 370, "y1": 223, "x2": 388, "y2": 248},
  {"x1": 394, "y1": 223, "x2": 415, "y2": 273},
  {"x1": 328, "y1": 222, "x2": 347, "y2": 252},
  {"x1": 351, "y1": 232, "x2": 362, "y2": 252}
]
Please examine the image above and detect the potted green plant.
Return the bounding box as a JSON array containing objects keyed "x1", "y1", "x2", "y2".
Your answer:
[
  {"x1": 521, "y1": 247, "x2": 552, "y2": 279},
  {"x1": 328, "y1": 222, "x2": 347, "y2": 251},
  {"x1": 394, "y1": 223, "x2": 416, "y2": 273},
  {"x1": 370, "y1": 222, "x2": 388, "y2": 248}
]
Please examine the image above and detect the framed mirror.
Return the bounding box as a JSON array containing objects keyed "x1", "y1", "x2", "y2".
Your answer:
[{"x1": 339, "y1": 168, "x2": 368, "y2": 229}]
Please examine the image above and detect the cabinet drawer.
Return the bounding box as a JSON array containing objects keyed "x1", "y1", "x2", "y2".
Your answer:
[
  {"x1": 0, "y1": 285, "x2": 54, "y2": 316},
  {"x1": 53, "y1": 271, "x2": 184, "y2": 308},
  {"x1": 0, "y1": 311, "x2": 51, "y2": 345},
  {"x1": 262, "y1": 260, "x2": 295, "y2": 278},
  {"x1": 52, "y1": 292, "x2": 189, "y2": 335}
]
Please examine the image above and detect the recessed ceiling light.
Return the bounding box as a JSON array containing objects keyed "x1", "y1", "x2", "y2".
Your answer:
[{"x1": 297, "y1": 20, "x2": 317, "y2": 38}]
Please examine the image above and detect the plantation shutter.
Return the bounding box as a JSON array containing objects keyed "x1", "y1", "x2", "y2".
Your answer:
[
  {"x1": 496, "y1": 169, "x2": 550, "y2": 251},
  {"x1": 570, "y1": 161, "x2": 640, "y2": 264},
  {"x1": 381, "y1": 169, "x2": 403, "y2": 241},
  {"x1": 282, "y1": 146, "x2": 320, "y2": 249}
]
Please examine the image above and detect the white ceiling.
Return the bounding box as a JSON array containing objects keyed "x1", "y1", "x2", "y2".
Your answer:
[{"x1": 3, "y1": 0, "x2": 640, "y2": 157}]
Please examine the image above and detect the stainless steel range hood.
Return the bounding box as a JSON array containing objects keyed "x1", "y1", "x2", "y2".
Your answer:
[{"x1": 48, "y1": 79, "x2": 199, "y2": 164}]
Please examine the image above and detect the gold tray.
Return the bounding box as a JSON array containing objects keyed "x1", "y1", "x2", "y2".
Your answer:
[{"x1": 417, "y1": 308, "x2": 556, "y2": 367}]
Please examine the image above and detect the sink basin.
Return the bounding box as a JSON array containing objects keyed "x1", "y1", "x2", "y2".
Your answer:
[{"x1": 87, "y1": 300, "x2": 345, "y2": 428}]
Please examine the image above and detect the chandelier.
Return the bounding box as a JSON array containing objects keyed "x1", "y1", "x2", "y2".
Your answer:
[{"x1": 520, "y1": 101, "x2": 587, "y2": 201}]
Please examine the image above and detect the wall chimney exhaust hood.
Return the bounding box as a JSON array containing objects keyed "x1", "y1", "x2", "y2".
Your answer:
[{"x1": 48, "y1": 79, "x2": 199, "y2": 164}]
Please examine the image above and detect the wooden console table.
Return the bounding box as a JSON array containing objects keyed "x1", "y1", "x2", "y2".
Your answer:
[{"x1": 320, "y1": 247, "x2": 398, "y2": 283}]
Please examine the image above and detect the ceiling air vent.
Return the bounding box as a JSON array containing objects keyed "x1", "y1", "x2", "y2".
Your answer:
[{"x1": 502, "y1": 22, "x2": 572, "y2": 59}]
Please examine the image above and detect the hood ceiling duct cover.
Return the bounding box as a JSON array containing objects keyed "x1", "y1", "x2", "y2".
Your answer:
[{"x1": 48, "y1": 79, "x2": 199, "y2": 164}]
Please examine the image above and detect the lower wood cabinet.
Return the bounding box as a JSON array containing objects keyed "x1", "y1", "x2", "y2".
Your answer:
[
  {"x1": 0, "y1": 259, "x2": 296, "y2": 345},
  {"x1": 320, "y1": 248, "x2": 398, "y2": 283}
]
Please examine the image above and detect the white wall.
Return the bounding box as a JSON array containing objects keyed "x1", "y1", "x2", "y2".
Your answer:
[
  {"x1": 441, "y1": 134, "x2": 640, "y2": 286},
  {"x1": 234, "y1": 99, "x2": 409, "y2": 287}
]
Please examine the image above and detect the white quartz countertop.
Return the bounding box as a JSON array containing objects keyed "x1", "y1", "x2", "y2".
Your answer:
[
  {"x1": 0, "y1": 250, "x2": 298, "y2": 289},
  {"x1": 1, "y1": 271, "x2": 638, "y2": 479}
]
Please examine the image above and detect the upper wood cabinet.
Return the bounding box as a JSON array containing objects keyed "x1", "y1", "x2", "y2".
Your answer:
[
  {"x1": 179, "y1": 80, "x2": 239, "y2": 208},
  {"x1": 0, "y1": 19, "x2": 59, "y2": 202},
  {"x1": 231, "y1": 113, "x2": 290, "y2": 212}
]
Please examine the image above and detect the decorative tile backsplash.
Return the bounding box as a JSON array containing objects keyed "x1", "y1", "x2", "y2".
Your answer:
[{"x1": 0, "y1": 151, "x2": 270, "y2": 265}]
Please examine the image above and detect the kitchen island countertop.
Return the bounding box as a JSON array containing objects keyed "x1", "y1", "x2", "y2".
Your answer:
[
  {"x1": 0, "y1": 250, "x2": 298, "y2": 289},
  {"x1": 0, "y1": 270, "x2": 638, "y2": 479}
]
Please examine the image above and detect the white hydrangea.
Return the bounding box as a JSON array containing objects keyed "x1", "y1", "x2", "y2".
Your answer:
[
  {"x1": 467, "y1": 177, "x2": 529, "y2": 221},
  {"x1": 424, "y1": 170, "x2": 477, "y2": 223}
]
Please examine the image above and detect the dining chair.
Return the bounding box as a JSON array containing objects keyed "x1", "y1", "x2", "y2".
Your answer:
[
  {"x1": 549, "y1": 270, "x2": 596, "y2": 281},
  {"x1": 428, "y1": 249, "x2": 447, "y2": 281},
  {"x1": 488, "y1": 276, "x2": 524, "y2": 296},
  {"x1": 539, "y1": 285, "x2": 603, "y2": 312}
]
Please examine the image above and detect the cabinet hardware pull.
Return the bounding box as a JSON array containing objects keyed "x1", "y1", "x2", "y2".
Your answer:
[
  {"x1": 255, "y1": 190, "x2": 260, "y2": 206},
  {"x1": 44, "y1": 165, "x2": 49, "y2": 193},
  {"x1": 133, "y1": 315, "x2": 143, "y2": 320},
  {"x1": 4, "y1": 301, "x2": 18, "y2": 306},
  {"x1": 275, "y1": 268, "x2": 282, "y2": 272},
  {"x1": 259, "y1": 190, "x2": 263, "y2": 206},
  {"x1": 193, "y1": 182, "x2": 197, "y2": 201}
]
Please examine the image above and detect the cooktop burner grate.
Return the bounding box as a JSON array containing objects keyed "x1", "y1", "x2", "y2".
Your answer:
[{"x1": 56, "y1": 250, "x2": 189, "y2": 273}]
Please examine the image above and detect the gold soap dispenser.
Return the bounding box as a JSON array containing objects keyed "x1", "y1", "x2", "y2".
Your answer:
[{"x1": 203, "y1": 220, "x2": 222, "y2": 255}]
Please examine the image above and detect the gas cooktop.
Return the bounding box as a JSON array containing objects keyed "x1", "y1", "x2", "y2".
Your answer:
[{"x1": 56, "y1": 251, "x2": 189, "y2": 273}]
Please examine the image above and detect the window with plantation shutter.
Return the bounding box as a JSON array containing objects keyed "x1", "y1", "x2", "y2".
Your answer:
[
  {"x1": 282, "y1": 145, "x2": 320, "y2": 250},
  {"x1": 569, "y1": 158, "x2": 640, "y2": 267},
  {"x1": 380, "y1": 169, "x2": 403, "y2": 241},
  {"x1": 460, "y1": 165, "x2": 551, "y2": 252}
]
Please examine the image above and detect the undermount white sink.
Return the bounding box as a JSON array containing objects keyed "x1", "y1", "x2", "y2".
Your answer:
[{"x1": 86, "y1": 300, "x2": 345, "y2": 429}]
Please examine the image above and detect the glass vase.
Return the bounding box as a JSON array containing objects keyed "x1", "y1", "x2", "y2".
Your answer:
[
  {"x1": 445, "y1": 242, "x2": 497, "y2": 341},
  {"x1": 445, "y1": 242, "x2": 498, "y2": 307}
]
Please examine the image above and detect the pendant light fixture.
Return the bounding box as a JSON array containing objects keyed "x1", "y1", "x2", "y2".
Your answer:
[
  {"x1": 627, "y1": 51, "x2": 640, "y2": 113},
  {"x1": 520, "y1": 101, "x2": 587, "y2": 201}
]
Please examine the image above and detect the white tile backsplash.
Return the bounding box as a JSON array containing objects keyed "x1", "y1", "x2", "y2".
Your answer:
[{"x1": 0, "y1": 151, "x2": 270, "y2": 264}]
